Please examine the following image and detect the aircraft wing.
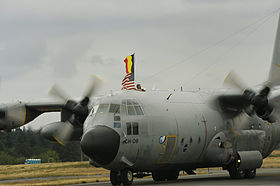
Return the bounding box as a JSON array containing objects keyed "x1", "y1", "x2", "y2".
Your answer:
[{"x1": 25, "y1": 102, "x2": 65, "y2": 112}]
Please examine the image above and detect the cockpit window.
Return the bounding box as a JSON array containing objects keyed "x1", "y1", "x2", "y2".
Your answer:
[
  {"x1": 127, "y1": 106, "x2": 136, "y2": 115},
  {"x1": 134, "y1": 106, "x2": 144, "y2": 115},
  {"x1": 121, "y1": 105, "x2": 127, "y2": 115},
  {"x1": 109, "y1": 104, "x2": 120, "y2": 114},
  {"x1": 97, "y1": 104, "x2": 109, "y2": 113},
  {"x1": 132, "y1": 100, "x2": 139, "y2": 105},
  {"x1": 122, "y1": 99, "x2": 144, "y2": 115},
  {"x1": 127, "y1": 100, "x2": 133, "y2": 105}
]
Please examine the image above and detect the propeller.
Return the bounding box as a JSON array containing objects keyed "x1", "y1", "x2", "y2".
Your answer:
[
  {"x1": 49, "y1": 75, "x2": 102, "y2": 145},
  {"x1": 222, "y1": 72, "x2": 275, "y2": 122}
]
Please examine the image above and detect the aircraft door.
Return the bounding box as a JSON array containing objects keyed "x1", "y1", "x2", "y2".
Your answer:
[{"x1": 158, "y1": 135, "x2": 177, "y2": 163}]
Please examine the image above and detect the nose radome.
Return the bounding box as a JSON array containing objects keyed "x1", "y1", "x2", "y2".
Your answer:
[{"x1": 80, "y1": 125, "x2": 120, "y2": 165}]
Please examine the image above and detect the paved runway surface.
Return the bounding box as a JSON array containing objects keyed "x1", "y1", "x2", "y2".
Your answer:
[{"x1": 72, "y1": 168, "x2": 280, "y2": 186}]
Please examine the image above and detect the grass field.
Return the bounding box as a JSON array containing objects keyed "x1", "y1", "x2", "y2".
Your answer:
[
  {"x1": 262, "y1": 150, "x2": 280, "y2": 168},
  {"x1": 0, "y1": 150, "x2": 280, "y2": 185}
]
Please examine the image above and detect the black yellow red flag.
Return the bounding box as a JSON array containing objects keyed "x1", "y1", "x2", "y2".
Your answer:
[{"x1": 124, "y1": 54, "x2": 134, "y2": 81}]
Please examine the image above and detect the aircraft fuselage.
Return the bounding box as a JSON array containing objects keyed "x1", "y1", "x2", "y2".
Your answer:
[{"x1": 81, "y1": 90, "x2": 280, "y2": 173}]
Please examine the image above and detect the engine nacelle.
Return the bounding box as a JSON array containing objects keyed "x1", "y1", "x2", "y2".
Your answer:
[
  {"x1": 40, "y1": 122, "x2": 83, "y2": 142},
  {"x1": 0, "y1": 103, "x2": 42, "y2": 130},
  {"x1": 236, "y1": 151, "x2": 263, "y2": 170},
  {"x1": 0, "y1": 103, "x2": 27, "y2": 130}
]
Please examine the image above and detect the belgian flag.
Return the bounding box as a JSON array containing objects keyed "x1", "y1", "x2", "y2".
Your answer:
[{"x1": 124, "y1": 53, "x2": 134, "y2": 81}]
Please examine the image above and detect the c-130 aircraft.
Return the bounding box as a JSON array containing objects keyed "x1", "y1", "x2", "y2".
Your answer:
[{"x1": 2, "y1": 15, "x2": 280, "y2": 186}]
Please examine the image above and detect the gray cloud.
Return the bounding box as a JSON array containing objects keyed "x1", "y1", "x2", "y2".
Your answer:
[
  {"x1": 0, "y1": 0, "x2": 280, "y2": 130},
  {"x1": 0, "y1": 0, "x2": 279, "y2": 102}
]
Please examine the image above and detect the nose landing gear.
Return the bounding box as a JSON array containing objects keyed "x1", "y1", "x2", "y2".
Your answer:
[{"x1": 110, "y1": 171, "x2": 121, "y2": 185}]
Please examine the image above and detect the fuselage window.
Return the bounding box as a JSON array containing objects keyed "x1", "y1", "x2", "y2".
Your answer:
[
  {"x1": 109, "y1": 104, "x2": 120, "y2": 114},
  {"x1": 127, "y1": 106, "x2": 136, "y2": 115},
  {"x1": 127, "y1": 122, "x2": 132, "y2": 135},
  {"x1": 133, "y1": 122, "x2": 139, "y2": 135},
  {"x1": 134, "y1": 106, "x2": 144, "y2": 115},
  {"x1": 97, "y1": 104, "x2": 109, "y2": 113}
]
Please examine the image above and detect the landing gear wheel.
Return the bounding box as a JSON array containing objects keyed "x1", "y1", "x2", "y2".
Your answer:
[
  {"x1": 244, "y1": 169, "x2": 256, "y2": 178},
  {"x1": 228, "y1": 164, "x2": 245, "y2": 179},
  {"x1": 110, "y1": 171, "x2": 122, "y2": 186},
  {"x1": 166, "y1": 170, "x2": 179, "y2": 180},
  {"x1": 152, "y1": 171, "x2": 165, "y2": 181},
  {"x1": 152, "y1": 170, "x2": 179, "y2": 182},
  {"x1": 121, "y1": 169, "x2": 133, "y2": 185}
]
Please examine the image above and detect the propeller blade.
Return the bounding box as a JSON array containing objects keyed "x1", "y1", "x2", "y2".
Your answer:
[
  {"x1": 268, "y1": 14, "x2": 280, "y2": 87},
  {"x1": 48, "y1": 84, "x2": 70, "y2": 102},
  {"x1": 209, "y1": 94, "x2": 250, "y2": 119},
  {"x1": 53, "y1": 121, "x2": 74, "y2": 146},
  {"x1": 217, "y1": 95, "x2": 251, "y2": 112},
  {"x1": 83, "y1": 75, "x2": 102, "y2": 99},
  {"x1": 223, "y1": 71, "x2": 248, "y2": 92}
]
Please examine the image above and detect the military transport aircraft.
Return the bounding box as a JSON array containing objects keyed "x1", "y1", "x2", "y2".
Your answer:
[{"x1": 2, "y1": 15, "x2": 280, "y2": 186}]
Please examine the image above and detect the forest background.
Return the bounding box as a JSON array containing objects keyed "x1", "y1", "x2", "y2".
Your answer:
[{"x1": 0, "y1": 128, "x2": 83, "y2": 164}]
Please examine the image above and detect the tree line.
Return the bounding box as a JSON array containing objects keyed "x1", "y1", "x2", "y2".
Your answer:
[{"x1": 0, "y1": 128, "x2": 84, "y2": 164}]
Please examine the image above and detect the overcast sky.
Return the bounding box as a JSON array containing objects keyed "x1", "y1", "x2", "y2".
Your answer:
[{"x1": 1, "y1": 0, "x2": 280, "y2": 129}]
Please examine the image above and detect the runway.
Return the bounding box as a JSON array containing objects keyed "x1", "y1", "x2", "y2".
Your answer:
[{"x1": 72, "y1": 168, "x2": 280, "y2": 186}]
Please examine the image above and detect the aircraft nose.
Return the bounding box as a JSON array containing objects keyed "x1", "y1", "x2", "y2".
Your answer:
[{"x1": 80, "y1": 125, "x2": 120, "y2": 165}]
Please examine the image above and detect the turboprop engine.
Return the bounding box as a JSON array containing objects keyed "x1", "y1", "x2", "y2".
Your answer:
[{"x1": 40, "y1": 75, "x2": 102, "y2": 145}]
